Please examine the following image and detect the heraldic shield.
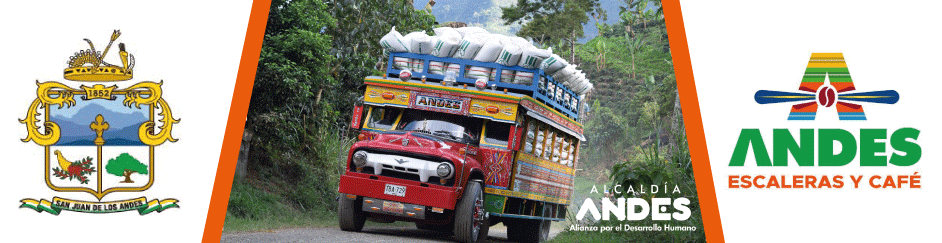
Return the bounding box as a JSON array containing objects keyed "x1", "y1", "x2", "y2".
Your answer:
[{"x1": 18, "y1": 30, "x2": 180, "y2": 215}]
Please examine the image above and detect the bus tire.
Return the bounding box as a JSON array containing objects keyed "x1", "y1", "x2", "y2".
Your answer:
[
  {"x1": 338, "y1": 195, "x2": 366, "y2": 232},
  {"x1": 507, "y1": 218, "x2": 550, "y2": 242},
  {"x1": 454, "y1": 180, "x2": 489, "y2": 243}
]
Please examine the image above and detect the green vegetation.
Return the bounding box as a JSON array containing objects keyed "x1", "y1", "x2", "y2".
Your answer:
[
  {"x1": 547, "y1": 1, "x2": 704, "y2": 242},
  {"x1": 225, "y1": 0, "x2": 434, "y2": 232},
  {"x1": 225, "y1": 179, "x2": 337, "y2": 231},
  {"x1": 501, "y1": 0, "x2": 605, "y2": 55}
]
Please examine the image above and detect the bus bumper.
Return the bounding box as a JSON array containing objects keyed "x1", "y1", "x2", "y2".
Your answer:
[{"x1": 338, "y1": 172, "x2": 458, "y2": 210}]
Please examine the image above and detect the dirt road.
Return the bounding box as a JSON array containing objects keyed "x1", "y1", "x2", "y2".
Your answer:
[{"x1": 221, "y1": 224, "x2": 563, "y2": 243}]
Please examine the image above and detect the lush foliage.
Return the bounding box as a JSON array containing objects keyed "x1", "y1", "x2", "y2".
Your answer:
[
  {"x1": 502, "y1": 0, "x2": 605, "y2": 57},
  {"x1": 574, "y1": 0, "x2": 674, "y2": 171},
  {"x1": 550, "y1": 1, "x2": 705, "y2": 242},
  {"x1": 228, "y1": 0, "x2": 437, "y2": 229}
]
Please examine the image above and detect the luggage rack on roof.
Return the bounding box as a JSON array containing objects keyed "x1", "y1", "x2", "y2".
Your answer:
[{"x1": 386, "y1": 52, "x2": 581, "y2": 120}]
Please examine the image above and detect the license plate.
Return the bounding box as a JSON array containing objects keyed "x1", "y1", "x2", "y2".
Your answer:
[
  {"x1": 384, "y1": 184, "x2": 406, "y2": 197},
  {"x1": 382, "y1": 201, "x2": 404, "y2": 214}
]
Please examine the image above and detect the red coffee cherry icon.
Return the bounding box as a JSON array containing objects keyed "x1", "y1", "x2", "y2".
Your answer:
[{"x1": 818, "y1": 86, "x2": 836, "y2": 107}]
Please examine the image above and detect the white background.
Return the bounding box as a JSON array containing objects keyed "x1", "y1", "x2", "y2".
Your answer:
[
  {"x1": 682, "y1": 0, "x2": 941, "y2": 242},
  {"x1": 0, "y1": 1, "x2": 252, "y2": 241}
]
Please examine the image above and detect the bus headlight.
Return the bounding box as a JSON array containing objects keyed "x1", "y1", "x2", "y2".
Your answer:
[
  {"x1": 437, "y1": 162, "x2": 454, "y2": 179},
  {"x1": 353, "y1": 151, "x2": 368, "y2": 167}
]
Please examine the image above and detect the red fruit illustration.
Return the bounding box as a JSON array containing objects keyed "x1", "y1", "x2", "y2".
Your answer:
[{"x1": 52, "y1": 150, "x2": 96, "y2": 184}]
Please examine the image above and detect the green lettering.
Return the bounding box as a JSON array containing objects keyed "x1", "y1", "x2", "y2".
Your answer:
[
  {"x1": 730, "y1": 129, "x2": 771, "y2": 166},
  {"x1": 773, "y1": 129, "x2": 814, "y2": 166},
  {"x1": 889, "y1": 128, "x2": 921, "y2": 166},
  {"x1": 818, "y1": 129, "x2": 856, "y2": 166},
  {"x1": 859, "y1": 129, "x2": 887, "y2": 166}
]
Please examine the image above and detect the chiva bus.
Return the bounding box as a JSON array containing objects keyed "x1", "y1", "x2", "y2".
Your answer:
[{"x1": 729, "y1": 128, "x2": 921, "y2": 166}]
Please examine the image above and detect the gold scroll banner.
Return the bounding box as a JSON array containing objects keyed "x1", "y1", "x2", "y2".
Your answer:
[{"x1": 19, "y1": 196, "x2": 179, "y2": 215}]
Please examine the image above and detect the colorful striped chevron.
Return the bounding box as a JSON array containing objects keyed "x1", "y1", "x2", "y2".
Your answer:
[{"x1": 754, "y1": 53, "x2": 899, "y2": 121}]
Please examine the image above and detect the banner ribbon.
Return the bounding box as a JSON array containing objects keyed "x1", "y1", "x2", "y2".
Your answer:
[{"x1": 19, "y1": 196, "x2": 178, "y2": 215}]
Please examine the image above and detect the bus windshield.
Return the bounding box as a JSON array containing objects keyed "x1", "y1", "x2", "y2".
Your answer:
[{"x1": 396, "y1": 109, "x2": 480, "y2": 143}]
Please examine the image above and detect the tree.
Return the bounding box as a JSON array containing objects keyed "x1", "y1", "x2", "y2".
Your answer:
[
  {"x1": 249, "y1": 0, "x2": 335, "y2": 127},
  {"x1": 324, "y1": 0, "x2": 435, "y2": 117},
  {"x1": 106, "y1": 153, "x2": 147, "y2": 183},
  {"x1": 501, "y1": 0, "x2": 605, "y2": 61},
  {"x1": 250, "y1": 0, "x2": 436, "y2": 150},
  {"x1": 239, "y1": 0, "x2": 437, "y2": 215}
]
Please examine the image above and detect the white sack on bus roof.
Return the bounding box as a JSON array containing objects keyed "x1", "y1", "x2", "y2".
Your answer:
[
  {"x1": 429, "y1": 61, "x2": 446, "y2": 74},
  {"x1": 393, "y1": 57, "x2": 411, "y2": 70},
  {"x1": 540, "y1": 54, "x2": 569, "y2": 76},
  {"x1": 430, "y1": 27, "x2": 461, "y2": 57},
  {"x1": 507, "y1": 36, "x2": 532, "y2": 49},
  {"x1": 454, "y1": 27, "x2": 489, "y2": 39},
  {"x1": 495, "y1": 44, "x2": 522, "y2": 66},
  {"x1": 551, "y1": 65, "x2": 577, "y2": 83},
  {"x1": 466, "y1": 66, "x2": 491, "y2": 80},
  {"x1": 473, "y1": 36, "x2": 504, "y2": 62},
  {"x1": 406, "y1": 31, "x2": 432, "y2": 55},
  {"x1": 518, "y1": 47, "x2": 547, "y2": 69},
  {"x1": 513, "y1": 71, "x2": 535, "y2": 85},
  {"x1": 433, "y1": 27, "x2": 461, "y2": 42},
  {"x1": 409, "y1": 59, "x2": 424, "y2": 73},
  {"x1": 577, "y1": 83, "x2": 594, "y2": 96},
  {"x1": 429, "y1": 36, "x2": 459, "y2": 58},
  {"x1": 493, "y1": 69, "x2": 515, "y2": 83},
  {"x1": 380, "y1": 26, "x2": 410, "y2": 52},
  {"x1": 453, "y1": 34, "x2": 485, "y2": 59}
]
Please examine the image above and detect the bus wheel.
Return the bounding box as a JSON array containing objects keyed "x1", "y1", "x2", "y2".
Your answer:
[
  {"x1": 508, "y1": 218, "x2": 550, "y2": 242},
  {"x1": 338, "y1": 194, "x2": 365, "y2": 232},
  {"x1": 454, "y1": 180, "x2": 489, "y2": 243}
]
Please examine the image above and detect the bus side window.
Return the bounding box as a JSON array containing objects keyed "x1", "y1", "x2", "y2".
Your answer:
[
  {"x1": 559, "y1": 137, "x2": 570, "y2": 164},
  {"x1": 569, "y1": 140, "x2": 578, "y2": 167},
  {"x1": 568, "y1": 140, "x2": 576, "y2": 167},
  {"x1": 542, "y1": 129, "x2": 554, "y2": 160},
  {"x1": 562, "y1": 136, "x2": 575, "y2": 166},
  {"x1": 552, "y1": 130, "x2": 564, "y2": 163},
  {"x1": 365, "y1": 107, "x2": 401, "y2": 130},
  {"x1": 535, "y1": 125, "x2": 546, "y2": 157},
  {"x1": 524, "y1": 122, "x2": 536, "y2": 154},
  {"x1": 483, "y1": 121, "x2": 511, "y2": 148}
]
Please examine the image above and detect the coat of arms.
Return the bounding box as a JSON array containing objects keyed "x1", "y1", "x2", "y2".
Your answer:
[{"x1": 19, "y1": 30, "x2": 180, "y2": 215}]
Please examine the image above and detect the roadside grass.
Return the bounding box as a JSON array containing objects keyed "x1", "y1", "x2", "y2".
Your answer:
[
  {"x1": 559, "y1": 173, "x2": 607, "y2": 228},
  {"x1": 224, "y1": 126, "x2": 354, "y2": 233},
  {"x1": 223, "y1": 178, "x2": 415, "y2": 233},
  {"x1": 549, "y1": 230, "x2": 623, "y2": 243},
  {"x1": 223, "y1": 211, "x2": 337, "y2": 232},
  {"x1": 223, "y1": 179, "x2": 339, "y2": 232},
  {"x1": 572, "y1": 174, "x2": 598, "y2": 193}
]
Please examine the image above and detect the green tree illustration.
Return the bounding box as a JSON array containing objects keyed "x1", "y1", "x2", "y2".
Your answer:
[{"x1": 105, "y1": 153, "x2": 148, "y2": 183}]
